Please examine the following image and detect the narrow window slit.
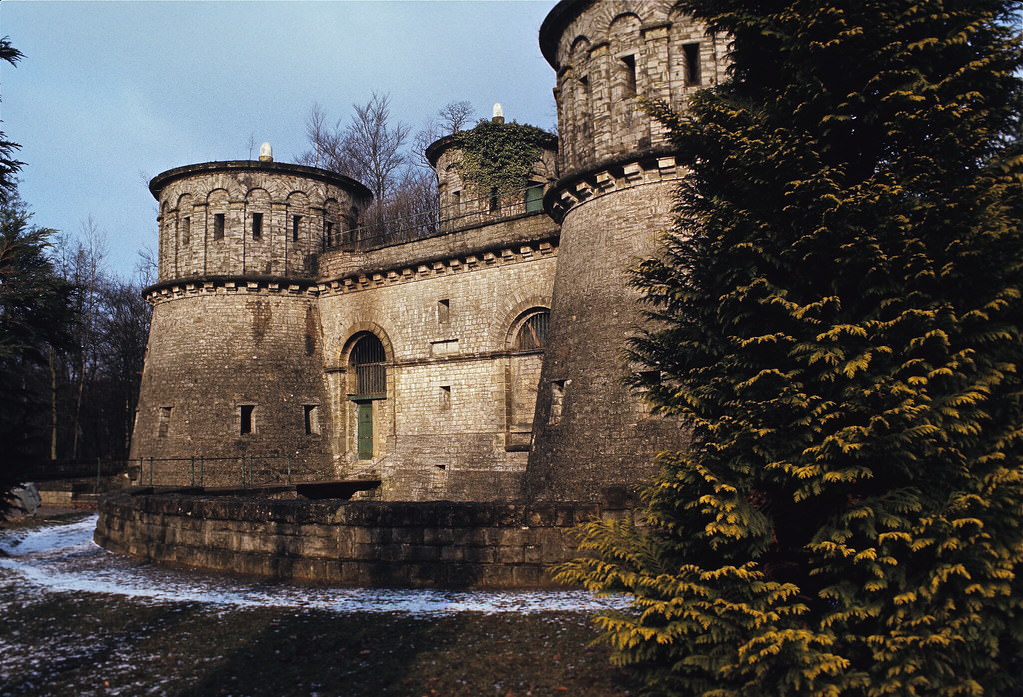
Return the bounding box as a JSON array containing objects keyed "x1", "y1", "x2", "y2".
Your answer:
[
  {"x1": 622, "y1": 54, "x2": 637, "y2": 97},
  {"x1": 239, "y1": 405, "x2": 255, "y2": 435},
  {"x1": 304, "y1": 405, "x2": 320, "y2": 435},
  {"x1": 683, "y1": 43, "x2": 701, "y2": 86}
]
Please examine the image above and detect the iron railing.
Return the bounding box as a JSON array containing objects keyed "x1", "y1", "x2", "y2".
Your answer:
[
  {"x1": 328, "y1": 185, "x2": 547, "y2": 252},
  {"x1": 132, "y1": 455, "x2": 333, "y2": 489}
]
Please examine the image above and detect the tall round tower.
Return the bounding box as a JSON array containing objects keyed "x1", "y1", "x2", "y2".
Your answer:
[
  {"x1": 131, "y1": 154, "x2": 371, "y2": 485},
  {"x1": 525, "y1": 0, "x2": 729, "y2": 501}
]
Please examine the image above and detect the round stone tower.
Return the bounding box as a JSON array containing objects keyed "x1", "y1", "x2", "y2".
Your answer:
[
  {"x1": 525, "y1": 0, "x2": 729, "y2": 501},
  {"x1": 131, "y1": 154, "x2": 371, "y2": 485},
  {"x1": 425, "y1": 111, "x2": 558, "y2": 232}
]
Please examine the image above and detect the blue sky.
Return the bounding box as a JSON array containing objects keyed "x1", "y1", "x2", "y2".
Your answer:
[{"x1": 1, "y1": 1, "x2": 557, "y2": 278}]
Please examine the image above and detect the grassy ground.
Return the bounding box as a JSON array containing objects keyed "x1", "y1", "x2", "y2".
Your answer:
[{"x1": 0, "y1": 513, "x2": 638, "y2": 697}]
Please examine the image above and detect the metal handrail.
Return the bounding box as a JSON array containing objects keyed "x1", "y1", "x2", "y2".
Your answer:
[
  {"x1": 134, "y1": 454, "x2": 334, "y2": 489},
  {"x1": 327, "y1": 184, "x2": 548, "y2": 252}
]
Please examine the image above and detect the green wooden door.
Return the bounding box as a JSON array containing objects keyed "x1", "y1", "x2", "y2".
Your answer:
[{"x1": 357, "y1": 402, "x2": 373, "y2": 460}]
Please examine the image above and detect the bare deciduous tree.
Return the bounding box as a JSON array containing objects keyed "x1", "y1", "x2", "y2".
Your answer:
[
  {"x1": 344, "y1": 93, "x2": 410, "y2": 207},
  {"x1": 297, "y1": 103, "x2": 350, "y2": 174},
  {"x1": 438, "y1": 100, "x2": 475, "y2": 134}
]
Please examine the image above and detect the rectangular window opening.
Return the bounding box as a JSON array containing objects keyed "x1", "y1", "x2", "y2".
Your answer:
[
  {"x1": 489, "y1": 187, "x2": 500, "y2": 214},
  {"x1": 524, "y1": 184, "x2": 544, "y2": 213},
  {"x1": 213, "y1": 213, "x2": 225, "y2": 240},
  {"x1": 251, "y1": 212, "x2": 263, "y2": 240},
  {"x1": 292, "y1": 215, "x2": 302, "y2": 243},
  {"x1": 622, "y1": 54, "x2": 637, "y2": 97},
  {"x1": 324, "y1": 220, "x2": 334, "y2": 247},
  {"x1": 181, "y1": 216, "x2": 191, "y2": 246},
  {"x1": 683, "y1": 43, "x2": 702, "y2": 86},
  {"x1": 239, "y1": 404, "x2": 255, "y2": 435},
  {"x1": 439, "y1": 385, "x2": 451, "y2": 411},
  {"x1": 303, "y1": 404, "x2": 320, "y2": 435},
  {"x1": 438, "y1": 298, "x2": 450, "y2": 325},
  {"x1": 157, "y1": 406, "x2": 172, "y2": 438},
  {"x1": 549, "y1": 380, "x2": 566, "y2": 425}
]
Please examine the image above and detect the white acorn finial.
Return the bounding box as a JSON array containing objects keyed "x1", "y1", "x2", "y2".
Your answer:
[
  {"x1": 258, "y1": 142, "x2": 273, "y2": 162},
  {"x1": 492, "y1": 103, "x2": 505, "y2": 124}
]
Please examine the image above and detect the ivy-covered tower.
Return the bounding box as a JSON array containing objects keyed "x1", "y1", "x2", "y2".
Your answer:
[{"x1": 524, "y1": 0, "x2": 729, "y2": 501}]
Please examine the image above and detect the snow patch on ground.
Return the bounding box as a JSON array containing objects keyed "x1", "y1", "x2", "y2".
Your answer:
[{"x1": 0, "y1": 514, "x2": 627, "y2": 616}]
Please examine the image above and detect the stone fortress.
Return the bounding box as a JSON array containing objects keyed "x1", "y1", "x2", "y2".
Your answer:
[{"x1": 128, "y1": 0, "x2": 729, "y2": 507}]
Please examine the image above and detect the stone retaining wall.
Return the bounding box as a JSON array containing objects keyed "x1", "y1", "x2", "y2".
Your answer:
[{"x1": 96, "y1": 490, "x2": 627, "y2": 588}]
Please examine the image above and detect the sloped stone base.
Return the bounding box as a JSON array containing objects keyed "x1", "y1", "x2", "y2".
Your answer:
[{"x1": 96, "y1": 489, "x2": 632, "y2": 588}]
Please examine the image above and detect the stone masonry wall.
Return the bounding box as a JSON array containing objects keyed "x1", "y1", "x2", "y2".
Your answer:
[
  {"x1": 96, "y1": 490, "x2": 620, "y2": 588},
  {"x1": 130, "y1": 285, "x2": 331, "y2": 484},
  {"x1": 524, "y1": 0, "x2": 716, "y2": 501},
  {"x1": 153, "y1": 162, "x2": 370, "y2": 281},
  {"x1": 527, "y1": 177, "x2": 687, "y2": 501},
  {"x1": 316, "y1": 215, "x2": 558, "y2": 501},
  {"x1": 543, "y1": 0, "x2": 730, "y2": 176}
]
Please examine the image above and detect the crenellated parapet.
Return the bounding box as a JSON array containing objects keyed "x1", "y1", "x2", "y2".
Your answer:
[
  {"x1": 544, "y1": 151, "x2": 680, "y2": 223},
  {"x1": 143, "y1": 277, "x2": 320, "y2": 307}
]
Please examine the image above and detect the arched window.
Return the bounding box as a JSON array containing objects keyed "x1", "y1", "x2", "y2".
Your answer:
[
  {"x1": 513, "y1": 310, "x2": 549, "y2": 350},
  {"x1": 349, "y1": 333, "x2": 387, "y2": 396},
  {"x1": 505, "y1": 308, "x2": 549, "y2": 450}
]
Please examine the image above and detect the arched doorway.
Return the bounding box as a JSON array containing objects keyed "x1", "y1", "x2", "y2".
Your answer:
[
  {"x1": 506, "y1": 308, "x2": 549, "y2": 450},
  {"x1": 348, "y1": 332, "x2": 387, "y2": 460}
]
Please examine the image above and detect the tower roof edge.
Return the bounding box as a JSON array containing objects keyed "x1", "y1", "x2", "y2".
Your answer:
[
  {"x1": 539, "y1": 0, "x2": 595, "y2": 70},
  {"x1": 148, "y1": 160, "x2": 373, "y2": 202}
]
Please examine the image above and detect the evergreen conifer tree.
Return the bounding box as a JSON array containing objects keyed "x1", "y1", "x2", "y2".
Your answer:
[{"x1": 557, "y1": 2, "x2": 1023, "y2": 695}]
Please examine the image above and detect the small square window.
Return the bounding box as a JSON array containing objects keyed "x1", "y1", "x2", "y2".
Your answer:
[{"x1": 524, "y1": 185, "x2": 544, "y2": 213}]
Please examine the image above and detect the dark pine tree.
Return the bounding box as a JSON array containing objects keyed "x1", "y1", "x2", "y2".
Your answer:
[
  {"x1": 0, "y1": 202, "x2": 74, "y2": 515},
  {"x1": 557, "y1": 2, "x2": 1023, "y2": 695}
]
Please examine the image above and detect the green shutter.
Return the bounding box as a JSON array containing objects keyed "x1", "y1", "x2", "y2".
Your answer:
[
  {"x1": 525, "y1": 185, "x2": 544, "y2": 213},
  {"x1": 357, "y1": 403, "x2": 373, "y2": 460}
]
